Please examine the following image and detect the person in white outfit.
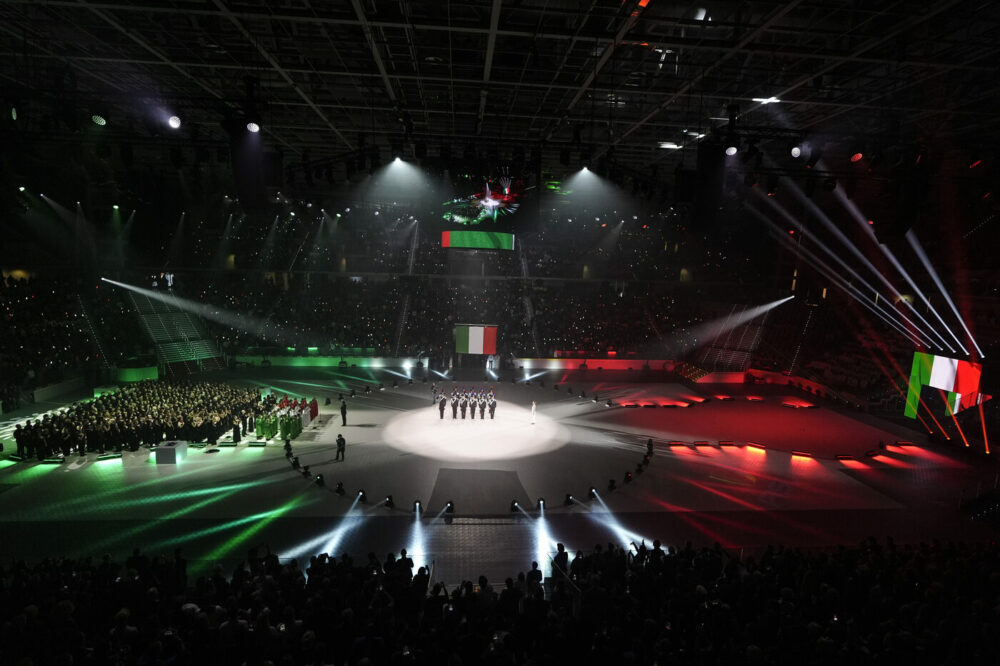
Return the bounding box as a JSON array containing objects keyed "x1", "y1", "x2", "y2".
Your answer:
[{"x1": 531, "y1": 401, "x2": 536, "y2": 425}]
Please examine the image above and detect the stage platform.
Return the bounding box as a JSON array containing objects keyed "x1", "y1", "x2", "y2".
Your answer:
[{"x1": 0, "y1": 375, "x2": 994, "y2": 584}]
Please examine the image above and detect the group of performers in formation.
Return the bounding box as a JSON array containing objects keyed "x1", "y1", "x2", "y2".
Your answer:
[
  {"x1": 255, "y1": 395, "x2": 319, "y2": 441},
  {"x1": 8, "y1": 381, "x2": 330, "y2": 460},
  {"x1": 9, "y1": 377, "x2": 510, "y2": 461},
  {"x1": 434, "y1": 384, "x2": 498, "y2": 420},
  {"x1": 10, "y1": 381, "x2": 270, "y2": 459}
]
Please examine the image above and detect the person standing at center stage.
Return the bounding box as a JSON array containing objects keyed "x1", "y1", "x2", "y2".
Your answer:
[
  {"x1": 439, "y1": 395, "x2": 446, "y2": 419},
  {"x1": 335, "y1": 433, "x2": 346, "y2": 461},
  {"x1": 340, "y1": 399, "x2": 348, "y2": 426},
  {"x1": 470, "y1": 388, "x2": 477, "y2": 420},
  {"x1": 460, "y1": 391, "x2": 468, "y2": 419},
  {"x1": 531, "y1": 401, "x2": 536, "y2": 425}
]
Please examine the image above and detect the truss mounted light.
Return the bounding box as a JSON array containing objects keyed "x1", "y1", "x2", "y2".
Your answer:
[
  {"x1": 658, "y1": 141, "x2": 682, "y2": 150},
  {"x1": 168, "y1": 115, "x2": 182, "y2": 129},
  {"x1": 752, "y1": 96, "x2": 781, "y2": 105},
  {"x1": 724, "y1": 135, "x2": 739, "y2": 156}
]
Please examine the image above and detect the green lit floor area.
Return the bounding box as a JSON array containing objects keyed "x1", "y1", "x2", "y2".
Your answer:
[{"x1": 1, "y1": 375, "x2": 995, "y2": 583}]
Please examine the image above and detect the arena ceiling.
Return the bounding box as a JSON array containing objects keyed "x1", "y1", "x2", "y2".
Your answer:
[{"x1": 1, "y1": 0, "x2": 999, "y2": 182}]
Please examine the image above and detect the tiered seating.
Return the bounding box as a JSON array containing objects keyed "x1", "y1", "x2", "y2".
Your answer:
[{"x1": 128, "y1": 292, "x2": 221, "y2": 370}]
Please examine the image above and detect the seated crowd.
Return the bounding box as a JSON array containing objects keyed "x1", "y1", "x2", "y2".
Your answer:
[
  {"x1": 0, "y1": 538, "x2": 997, "y2": 665},
  {"x1": 11, "y1": 381, "x2": 271, "y2": 459}
]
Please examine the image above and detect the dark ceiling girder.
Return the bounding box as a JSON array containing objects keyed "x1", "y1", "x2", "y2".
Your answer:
[
  {"x1": 5, "y1": 0, "x2": 991, "y2": 72},
  {"x1": 209, "y1": 0, "x2": 352, "y2": 149},
  {"x1": 8, "y1": 52, "x2": 990, "y2": 120},
  {"x1": 350, "y1": 0, "x2": 397, "y2": 104}
]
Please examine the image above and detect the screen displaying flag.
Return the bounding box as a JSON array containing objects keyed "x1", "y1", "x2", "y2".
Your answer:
[
  {"x1": 442, "y1": 230, "x2": 515, "y2": 250},
  {"x1": 904, "y1": 351, "x2": 990, "y2": 418},
  {"x1": 455, "y1": 325, "x2": 497, "y2": 355}
]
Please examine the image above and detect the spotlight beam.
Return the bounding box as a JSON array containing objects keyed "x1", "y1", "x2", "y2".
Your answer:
[
  {"x1": 587, "y1": 493, "x2": 649, "y2": 548},
  {"x1": 100, "y1": 277, "x2": 294, "y2": 344},
  {"x1": 906, "y1": 230, "x2": 984, "y2": 357},
  {"x1": 682, "y1": 296, "x2": 794, "y2": 353},
  {"x1": 833, "y1": 186, "x2": 960, "y2": 352},
  {"x1": 762, "y1": 214, "x2": 925, "y2": 346},
  {"x1": 877, "y1": 243, "x2": 965, "y2": 353},
  {"x1": 756, "y1": 194, "x2": 937, "y2": 348},
  {"x1": 749, "y1": 206, "x2": 925, "y2": 346},
  {"x1": 779, "y1": 181, "x2": 946, "y2": 348}
]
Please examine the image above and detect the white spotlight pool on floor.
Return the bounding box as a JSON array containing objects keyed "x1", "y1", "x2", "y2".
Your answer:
[{"x1": 382, "y1": 400, "x2": 570, "y2": 461}]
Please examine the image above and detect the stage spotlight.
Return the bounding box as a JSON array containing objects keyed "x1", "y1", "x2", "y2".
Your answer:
[
  {"x1": 445, "y1": 501, "x2": 454, "y2": 513},
  {"x1": 168, "y1": 115, "x2": 182, "y2": 129},
  {"x1": 724, "y1": 136, "x2": 738, "y2": 156},
  {"x1": 18, "y1": 186, "x2": 25, "y2": 192},
  {"x1": 790, "y1": 142, "x2": 802, "y2": 158},
  {"x1": 510, "y1": 500, "x2": 519, "y2": 513},
  {"x1": 291, "y1": 456, "x2": 300, "y2": 469},
  {"x1": 588, "y1": 487, "x2": 597, "y2": 499},
  {"x1": 537, "y1": 498, "x2": 545, "y2": 510},
  {"x1": 91, "y1": 110, "x2": 107, "y2": 126},
  {"x1": 564, "y1": 493, "x2": 574, "y2": 506},
  {"x1": 850, "y1": 151, "x2": 863, "y2": 163},
  {"x1": 358, "y1": 489, "x2": 367, "y2": 503},
  {"x1": 384, "y1": 495, "x2": 394, "y2": 508},
  {"x1": 335, "y1": 481, "x2": 345, "y2": 495},
  {"x1": 413, "y1": 500, "x2": 421, "y2": 513},
  {"x1": 608, "y1": 479, "x2": 616, "y2": 491},
  {"x1": 314, "y1": 474, "x2": 324, "y2": 486},
  {"x1": 112, "y1": 204, "x2": 120, "y2": 210},
  {"x1": 624, "y1": 471, "x2": 633, "y2": 483},
  {"x1": 246, "y1": 121, "x2": 260, "y2": 133}
]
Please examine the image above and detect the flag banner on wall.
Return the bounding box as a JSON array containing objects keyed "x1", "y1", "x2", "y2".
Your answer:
[
  {"x1": 455, "y1": 325, "x2": 498, "y2": 354},
  {"x1": 441, "y1": 230, "x2": 515, "y2": 250}
]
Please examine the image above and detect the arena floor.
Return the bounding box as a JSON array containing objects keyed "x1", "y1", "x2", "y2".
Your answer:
[{"x1": 0, "y1": 374, "x2": 994, "y2": 584}]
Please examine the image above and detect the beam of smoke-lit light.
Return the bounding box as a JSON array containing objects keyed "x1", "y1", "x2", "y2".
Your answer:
[
  {"x1": 100, "y1": 277, "x2": 293, "y2": 343},
  {"x1": 682, "y1": 295, "x2": 794, "y2": 352},
  {"x1": 906, "y1": 230, "x2": 984, "y2": 358},
  {"x1": 751, "y1": 200, "x2": 934, "y2": 347},
  {"x1": 831, "y1": 186, "x2": 961, "y2": 352}
]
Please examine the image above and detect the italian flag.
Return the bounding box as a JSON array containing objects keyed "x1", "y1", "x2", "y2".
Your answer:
[{"x1": 455, "y1": 325, "x2": 497, "y2": 355}]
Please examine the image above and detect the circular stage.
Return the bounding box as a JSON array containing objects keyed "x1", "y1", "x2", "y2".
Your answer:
[{"x1": 382, "y1": 400, "x2": 571, "y2": 461}]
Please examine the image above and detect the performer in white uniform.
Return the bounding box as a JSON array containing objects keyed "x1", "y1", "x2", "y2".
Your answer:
[{"x1": 531, "y1": 401, "x2": 536, "y2": 425}]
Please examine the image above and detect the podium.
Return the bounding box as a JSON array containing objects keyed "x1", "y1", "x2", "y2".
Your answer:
[{"x1": 154, "y1": 442, "x2": 187, "y2": 464}]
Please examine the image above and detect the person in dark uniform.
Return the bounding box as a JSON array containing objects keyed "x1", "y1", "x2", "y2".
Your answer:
[
  {"x1": 232, "y1": 418, "x2": 241, "y2": 444},
  {"x1": 451, "y1": 396, "x2": 459, "y2": 419},
  {"x1": 489, "y1": 397, "x2": 496, "y2": 420},
  {"x1": 470, "y1": 391, "x2": 476, "y2": 420},
  {"x1": 340, "y1": 399, "x2": 348, "y2": 426},
  {"x1": 335, "y1": 433, "x2": 346, "y2": 461},
  {"x1": 13, "y1": 424, "x2": 25, "y2": 457},
  {"x1": 460, "y1": 395, "x2": 468, "y2": 419},
  {"x1": 439, "y1": 396, "x2": 446, "y2": 419},
  {"x1": 479, "y1": 395, "x2": 486, "y2": 419}
]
